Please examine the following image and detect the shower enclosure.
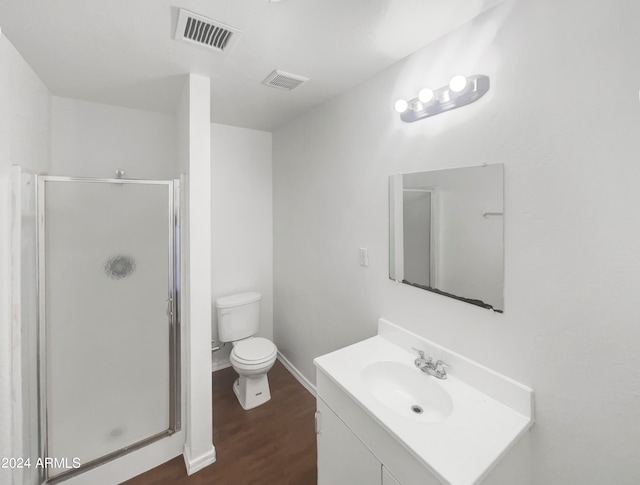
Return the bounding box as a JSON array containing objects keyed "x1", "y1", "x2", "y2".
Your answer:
[{"x1": 36, "y1": 176, "x2": 180, "y2": 484}]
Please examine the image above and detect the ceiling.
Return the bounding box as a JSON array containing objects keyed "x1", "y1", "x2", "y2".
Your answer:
[{"x1": 0, "y1": 0, "x2": 502, "y2": 131}]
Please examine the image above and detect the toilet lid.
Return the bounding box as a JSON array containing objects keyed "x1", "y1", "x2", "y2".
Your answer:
[{"x1": 232, "y1": 337, "x2": 277, "y2": 362}]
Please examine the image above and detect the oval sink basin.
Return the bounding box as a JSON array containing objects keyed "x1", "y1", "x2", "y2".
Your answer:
[{"x1": 361, "y1": 361, "x2": 454, "y2": 423}]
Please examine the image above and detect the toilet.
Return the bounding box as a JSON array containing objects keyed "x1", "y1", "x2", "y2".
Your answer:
[{"x1": 216, "y1": 292, "x2": 277, "y2": 410}]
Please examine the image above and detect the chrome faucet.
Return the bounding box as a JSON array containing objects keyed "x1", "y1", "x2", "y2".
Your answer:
[{"x1": 412, "y1": 348, "x2": 449, "y2": 379}]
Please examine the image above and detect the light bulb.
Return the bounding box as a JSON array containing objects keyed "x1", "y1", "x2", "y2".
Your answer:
[
  {"x1": 449, "y1": 75, "x2": 468, "y2": 93},
  {"x1": 418, "y1": 88, "x2": 434, "y2": 104},
  {"x1": 394, "y1": 99, "x2": 409, "y2": 113}
]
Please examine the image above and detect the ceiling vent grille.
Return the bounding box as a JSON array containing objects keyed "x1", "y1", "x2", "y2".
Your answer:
[
  {"x1": 175, "y1": 8, "x2": 241, "y2": 53},
  {"x1": 262, "y1": 70, "x2": 309, "y2": 91}
]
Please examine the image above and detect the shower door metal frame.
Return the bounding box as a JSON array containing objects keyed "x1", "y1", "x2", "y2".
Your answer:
[{"x1": 36, "y1": 176, "x2": 181, "y2": 485}]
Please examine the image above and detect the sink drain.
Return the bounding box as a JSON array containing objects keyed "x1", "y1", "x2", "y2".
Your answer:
[{"x1": 411, "y1": 405, "x2": 423, "y2": 414}]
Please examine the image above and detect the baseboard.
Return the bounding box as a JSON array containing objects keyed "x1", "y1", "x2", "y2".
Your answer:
[
  {"x1": 183, "y1": 443, "x2": 216, "y2": 475},
  {"x1": 277, "y1": 352, "x2": 317, "y2": 397}
]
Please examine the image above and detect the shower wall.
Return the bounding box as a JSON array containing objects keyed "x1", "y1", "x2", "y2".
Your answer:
[{"x1": 10, "y1": 168, "x2": 40, "y2": 485}]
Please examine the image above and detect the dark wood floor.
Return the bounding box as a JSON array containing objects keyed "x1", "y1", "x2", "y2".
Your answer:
[{"x1": 123, "y1": 360, "x2": 317, "y2": 484}]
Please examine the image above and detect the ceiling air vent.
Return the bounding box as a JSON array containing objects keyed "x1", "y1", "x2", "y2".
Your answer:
[
  {"x1": 262, "y1": 70, "x2": 309, "y2": 91},
  {"x1": 174, "y1": 8, "x2": 241, "y2": 54}
]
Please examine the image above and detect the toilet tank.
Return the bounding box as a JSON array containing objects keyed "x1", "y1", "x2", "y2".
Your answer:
[{"x1": 216, "y1": 292, "x2": 261, "y2": 342}]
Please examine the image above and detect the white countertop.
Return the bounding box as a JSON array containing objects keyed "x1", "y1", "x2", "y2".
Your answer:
[{"x1": 314, "y1": 319, "x2": 534, "y2": 485}]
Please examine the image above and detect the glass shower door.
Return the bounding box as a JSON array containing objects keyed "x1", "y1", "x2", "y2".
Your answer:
[{"x1": 39, "y1": 178, "x2": 179, "y2": 482}]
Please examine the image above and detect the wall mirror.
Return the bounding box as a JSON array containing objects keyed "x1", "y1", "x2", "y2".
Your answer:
[{"x1": 389, "y1": 164, "x2": 504, "y2": 312}]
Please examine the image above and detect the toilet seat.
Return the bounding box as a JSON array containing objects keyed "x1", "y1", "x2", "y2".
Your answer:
[{"x1": 231, "y1": 337, "x2": 277, "y2": 365}]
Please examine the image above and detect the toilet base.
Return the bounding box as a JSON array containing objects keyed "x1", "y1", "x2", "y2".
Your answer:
[{"x1": 233, "y1": 374, "x2": 272, "y2": 410}]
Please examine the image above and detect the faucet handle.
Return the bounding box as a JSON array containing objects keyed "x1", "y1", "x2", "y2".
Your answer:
[
  {"x1": 433, "y1": 360, "x2": 450, "y2": 378},
  {"x1": 411, "y1": 347, "x2": 425, "y2": 359}
]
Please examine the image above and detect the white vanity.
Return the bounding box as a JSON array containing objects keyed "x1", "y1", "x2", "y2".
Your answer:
[{"x1": 314, "y1": 319, "x2": 534, "y2": 485}]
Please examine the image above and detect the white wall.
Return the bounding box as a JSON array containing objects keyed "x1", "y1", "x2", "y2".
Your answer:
[
  {"x1": 0, "y1": 30, "x2": 51, "y2": 485},
  {"x1": 273, "y1": 1, "x2": 640, "y2": 483},
  {"x1": 51, "y1": 97, "x2": 177, "y2": 179},
  {"x1": 210, "y1": 123, "x2": 273, "y2": 370}
]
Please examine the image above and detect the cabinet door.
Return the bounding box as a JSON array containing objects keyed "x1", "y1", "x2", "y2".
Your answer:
[
  {"x1": 382, "y1": 466, "x2": 402, "y2": 485},
  {"x1": 317, "y1": 398, "x2": 382, "y2": 485}
]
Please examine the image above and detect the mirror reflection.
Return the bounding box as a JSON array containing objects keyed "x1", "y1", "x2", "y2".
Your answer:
[{"x1": 389, "y1": 164, "x2": 504, "y2": 312}]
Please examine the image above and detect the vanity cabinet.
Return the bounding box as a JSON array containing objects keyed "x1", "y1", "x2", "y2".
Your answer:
[
  {"x1": 314, "y1": 319, "x2": 534, "y2": 485},
  {"x1": 316, "y1": 398, "x2": 381, "y2": 485},
  {"x1": 316, "y1": 396, "x2": 407, "y2": 485},
  {"x1": 316, "y1": 370, "x2": 443, "y2": 485}
]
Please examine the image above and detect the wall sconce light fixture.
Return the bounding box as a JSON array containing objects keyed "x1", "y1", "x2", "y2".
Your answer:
[{"x1": 394, "y1": 75, "x2": 490, "y2": 122}]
